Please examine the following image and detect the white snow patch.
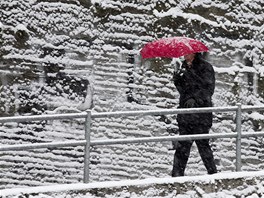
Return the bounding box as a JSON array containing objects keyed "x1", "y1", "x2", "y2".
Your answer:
[{"x1": 1, "y1": 170, "x2": 264, "y2": 197}]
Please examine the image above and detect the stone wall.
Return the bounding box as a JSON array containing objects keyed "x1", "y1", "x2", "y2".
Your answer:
[{"x1": 0, "y1": 0, "x2": 263, "y2": 189}]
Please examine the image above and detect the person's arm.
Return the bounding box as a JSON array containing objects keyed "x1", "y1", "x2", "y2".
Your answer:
[{"x1": 173, "y1": 70, "x2": 184, "y2": 94}]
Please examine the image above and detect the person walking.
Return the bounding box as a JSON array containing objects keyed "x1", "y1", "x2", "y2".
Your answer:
[{"x1": 172, "y1": 53, "x2": 217, "y2": 177}]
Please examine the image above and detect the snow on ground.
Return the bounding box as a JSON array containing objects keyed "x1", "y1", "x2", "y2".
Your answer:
[{"x1": 1, "y1": 170, "x2": 264, "y2": 198}]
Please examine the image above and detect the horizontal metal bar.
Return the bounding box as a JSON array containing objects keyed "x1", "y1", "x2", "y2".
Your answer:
[
  {"x1": 241, "y1": 131, "x2": 264, "y2": 138},
  {"x1": 0, "y1": 105, "x2": 262, "y2": 123},
  {"x1": 91, "y1": 131, "x2": 264, "y2": 146},
  {"x1": 1, "y1": 131, "x2": 264, "y2": 152},
  {"x1": 0, "y1": 112, "x2": 87, "y2": 123},
  {"x1": 0, "y1": 133, "x2": 235, "y2": 151},
  {"x1": 91, "y1": 106, "x2": 239, "y2": 119},
  {"x1": 90, "y1": 133, "x2": 237, "y2": 146},
  {"x1": 0, "y1": 140, "x2": 86, "y2": 151},
  {"x1": 241, "y1": 106, "x2": 264, "y2": 112}
]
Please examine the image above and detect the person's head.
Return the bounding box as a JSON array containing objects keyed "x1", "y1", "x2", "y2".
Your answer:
[{"x1": 184, "y1": 53, "x2": 195, "y2": 64}]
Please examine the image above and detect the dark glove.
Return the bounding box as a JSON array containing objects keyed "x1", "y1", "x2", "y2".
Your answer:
[
  {"x1": 173, "y1": 71, "x2": 181, "y2": 80},
  {"x1": 174, "y1": 67, "x2": 186, "y2": 78},
  {"x1": 173, "y1": 69, "x2": 185, "y2": 86},
  {"x1": 184, "y1": 98, "x2": 196, "y2": 108},
  {"x1": 196, "y1": 98, "x2": 204, "y2": 106}
]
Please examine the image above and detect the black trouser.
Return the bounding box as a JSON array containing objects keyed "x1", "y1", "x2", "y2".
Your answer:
[{"x1": 172, "y1": 124, "x2": 217, "y2": 177}]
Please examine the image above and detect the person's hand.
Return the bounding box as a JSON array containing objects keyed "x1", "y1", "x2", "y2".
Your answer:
[
  {"x1": 184, "y1": 98, "x2": 196, "y2": 108},
  {"x1": 173, "y1": 71, "x2": 182, "y2": 86},
  {"x1": 173, "y1": 71, "x2": 181, "y2": 80}
]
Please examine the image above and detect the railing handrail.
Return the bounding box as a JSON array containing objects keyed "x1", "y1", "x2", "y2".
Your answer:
[
  {"x1": 0, "y1": 112, "x2": 87, "y2": 123},
  {"x1": 0, "y1": 104, "x2": 264, "y2": 184},
  {"x1": 2, "y1": 132, "x2": 264, "y2": 152},
  {"x1": 0, "y1": 105, "x2": 263, "y2": 123}
]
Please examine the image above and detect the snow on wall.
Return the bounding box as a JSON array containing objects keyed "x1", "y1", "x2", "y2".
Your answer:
[{"x1": 0, "y1": 0, "x2": 264, "y2": 189}]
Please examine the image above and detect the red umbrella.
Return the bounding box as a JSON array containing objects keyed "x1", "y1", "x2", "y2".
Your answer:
[{"x1": 140, "y1": 37, "x2": 209, "y2": 59}]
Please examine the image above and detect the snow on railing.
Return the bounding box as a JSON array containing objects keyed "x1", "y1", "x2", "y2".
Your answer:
[{"x1": 0, "y1": 104, "x2": 264, "y2": 183}]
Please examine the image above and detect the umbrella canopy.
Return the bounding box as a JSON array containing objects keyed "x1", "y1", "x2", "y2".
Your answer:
[{"x1": 140, "y1": 37, "x2": 209, "y2": 59}]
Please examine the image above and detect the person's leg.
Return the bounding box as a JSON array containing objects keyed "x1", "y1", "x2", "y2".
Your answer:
[
  {"x1": 172, "y1": 125, "x2": 193, "y2": 177},
  {"x1": 172, "y1": 140, "x2": 193, "y2": 176},
  {"x1": 195, "y1": 127, "x2": 217, "y2": 174}
]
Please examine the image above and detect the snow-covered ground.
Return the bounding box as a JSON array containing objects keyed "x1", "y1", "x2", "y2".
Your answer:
[{"x1": 1, "y1": 170, "x2": 264, "y2": 198}]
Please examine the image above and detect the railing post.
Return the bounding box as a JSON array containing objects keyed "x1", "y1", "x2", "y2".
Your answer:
[
  {"x1": 83, "y1": 110, "x2": 91, "y2": 183},
  {"x1": 235, "y1": 103, "x2": 242, "y2": 171}
]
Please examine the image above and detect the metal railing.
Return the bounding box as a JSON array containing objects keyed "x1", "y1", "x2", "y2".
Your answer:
[{"x1": 0, "y1": 104, "x2": 264, "y2": 183}]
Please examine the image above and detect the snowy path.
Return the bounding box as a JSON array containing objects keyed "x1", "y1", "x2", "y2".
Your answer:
[{"x1": 1, "y1": 170, "x2": 264, "y2": 198}]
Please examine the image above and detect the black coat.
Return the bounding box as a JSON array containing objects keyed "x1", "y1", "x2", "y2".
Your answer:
[{"x1": 173, "y1": 56, "x2": 215, "y2": 127}]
